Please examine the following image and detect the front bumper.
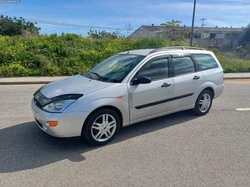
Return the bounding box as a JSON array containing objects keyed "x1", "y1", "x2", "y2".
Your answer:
[{"x1": 31, "y1": 98, "x2": 89, "y2": 137}]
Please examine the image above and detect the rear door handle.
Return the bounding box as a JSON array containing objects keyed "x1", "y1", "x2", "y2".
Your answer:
[
  {"x1": 193, "y1": 75, "x2": 200, "y2": 80},
  {"x1": 161, "y1": 83, "x2": 171, "y2": 88}
]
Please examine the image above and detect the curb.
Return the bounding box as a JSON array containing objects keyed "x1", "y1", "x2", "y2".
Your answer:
[
  {"x1": 226, "y1": 77, "x2": 250, "y2": 79},
  {"x1": 0, "y1": 76, "x2": 67, "y2": 85},
  {"x1": 223, "y1": 77, "x2": 250, "y2": 80},
  {"x1": 0, "y1": 81, "x2": 52, "y2": 85}
]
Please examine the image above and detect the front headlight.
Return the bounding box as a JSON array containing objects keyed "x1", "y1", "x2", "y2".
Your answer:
[{"x1": 43, "y1": 99, "x2": 76, "y2": 113}]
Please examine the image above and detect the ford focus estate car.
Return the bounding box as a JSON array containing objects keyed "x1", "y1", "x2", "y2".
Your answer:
[{"x1": 32, "y1": 47, "x2": 224, "y2": 145}]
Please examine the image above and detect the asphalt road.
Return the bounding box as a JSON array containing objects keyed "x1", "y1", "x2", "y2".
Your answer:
[{"x1": 0, "y1": 80, "x2": 250, "y2": 187}]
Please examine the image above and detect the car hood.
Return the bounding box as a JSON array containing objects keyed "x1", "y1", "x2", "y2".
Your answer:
[{"x1": 40, "y1": 75, "x2": 114, "y2": 98}]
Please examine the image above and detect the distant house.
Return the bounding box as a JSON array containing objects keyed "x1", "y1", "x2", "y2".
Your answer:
[
  {"x1": 128, "y1": 25, "x2": 244, "y2": 50},
  {"x1": 128, "y1": 25, "x2": 166, "y2": 39}
]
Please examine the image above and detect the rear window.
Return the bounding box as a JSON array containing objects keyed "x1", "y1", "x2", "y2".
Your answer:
[{"x1": 192, "y1": 54, "x2": 219, "y2": 71}]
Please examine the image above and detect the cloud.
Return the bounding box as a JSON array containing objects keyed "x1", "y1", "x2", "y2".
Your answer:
[
  {"x1": 222, "y1": 0, "x2": 250, "y2": 3},
  {"x1": 146, "y1": 2, "x2": 193, "y2": 15},
  {"x1": 148, "y1": 1, "x2": 250, "y2": 15},
  {"x1": 195, "y1": 3, "x2": 250, "y2": 27},
  {"x1": 3, "y1": 0, "x2": 250, "y2": 34},
  {"x1": 205, "y1": 19, "x2": 230, "y2": 28},
  {"x1": 40, "y1": 1, "x2": 250, "y2": 32},
  {"x1": 142, "y1": 1, "x2": 250, "y2": 27}
]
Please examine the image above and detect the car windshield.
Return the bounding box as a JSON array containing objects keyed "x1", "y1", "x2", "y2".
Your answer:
[{"x1": 84, "y1": 54, "x2": 145, "y2": 83}]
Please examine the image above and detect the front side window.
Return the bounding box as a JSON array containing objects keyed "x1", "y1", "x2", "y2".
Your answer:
[
  {"x1": 173, "y1": 56, "x2": 195, "y2": 76},
  {"x1": 192, "y1": 54, "x2": 219, "y2": 71},
  {"x1": 136, "y1": 58, "x2": 169, "y2": 81},
  {"x1": 84, "y1": 54, "x2": 145, "y2": 83}
]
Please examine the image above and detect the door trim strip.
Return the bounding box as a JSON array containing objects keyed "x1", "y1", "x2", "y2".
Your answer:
[{"x1": 135, "y1": 93, "x2": 194, "y2": 109}]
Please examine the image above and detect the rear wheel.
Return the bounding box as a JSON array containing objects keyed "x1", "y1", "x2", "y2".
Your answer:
[
  {"x1": 193, "y1": 90, "x2": 213, "y2": 116},
  {"x1": 82, "y1": 108, "x2": 121, "y2": 146}
]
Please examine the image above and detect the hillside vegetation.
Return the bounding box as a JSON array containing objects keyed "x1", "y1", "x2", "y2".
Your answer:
[{"x1": 0, "y1": 34, "x2": 250, "y2": 77}]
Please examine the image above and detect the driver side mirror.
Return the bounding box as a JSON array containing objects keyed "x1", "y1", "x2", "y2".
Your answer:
[{"x1": 131, "y1": 76, "x2": 152, "y2": 85}]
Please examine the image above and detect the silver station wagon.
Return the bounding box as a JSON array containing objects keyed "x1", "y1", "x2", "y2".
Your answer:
[{"x1": 32, "y1": 47, "x2": 224, "y2": 145}]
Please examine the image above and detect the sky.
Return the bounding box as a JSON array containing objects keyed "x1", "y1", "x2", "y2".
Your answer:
[{"x1": 1, "y1": 0, "x2": 250, "y2": 36}]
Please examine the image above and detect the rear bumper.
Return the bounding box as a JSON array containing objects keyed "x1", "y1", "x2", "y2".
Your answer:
[
  {"x1": 31, "y1": 98, "x2": 89, "y2": 137},
  {"x1": 214, "y1": 84, "x2": 224, "y2": 98}
]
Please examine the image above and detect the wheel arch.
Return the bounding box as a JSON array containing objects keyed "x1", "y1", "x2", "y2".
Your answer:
[
  {"x1": 81, "y1": 105, "x2": 123, "y2": 136},
  {"x1": 201, "y1": 87, "x2": 215, "y2": 99}
]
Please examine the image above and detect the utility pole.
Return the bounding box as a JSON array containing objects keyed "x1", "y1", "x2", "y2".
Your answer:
[
  {"x1": 201, "y1": 18, "x2": 207, "y2": 27},
  {"x1": 190, "y1": 0, "x2": 197, "y2": 47}
]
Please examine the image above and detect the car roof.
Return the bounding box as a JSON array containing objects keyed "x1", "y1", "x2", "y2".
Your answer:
[
  {"x1": 119, "y1": 47, "x2": 211, "y2": 56},
  {"x1": 119, "y1": 49, "x2": 154, "y2": 56}
]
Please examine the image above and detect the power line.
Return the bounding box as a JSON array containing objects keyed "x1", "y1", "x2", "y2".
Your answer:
[{"x1": 8, "y1": 15, "x2": 135, "y2": 32}]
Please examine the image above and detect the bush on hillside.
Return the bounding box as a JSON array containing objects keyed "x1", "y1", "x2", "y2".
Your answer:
[{"x1": 0, "y1": 34, "x2": 250, "y2": 77}]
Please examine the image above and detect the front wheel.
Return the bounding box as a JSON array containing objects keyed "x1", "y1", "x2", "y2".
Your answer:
[
  {"x1": 193, "y1": 90, "x2": 213, "y2": 116},
  {"x1": 82, "y1": 109, "x2": 121, "y2": 146}
]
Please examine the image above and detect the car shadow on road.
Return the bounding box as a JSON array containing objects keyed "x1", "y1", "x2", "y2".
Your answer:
[{"x1": 0, "y1": 110, "x2": 198, "y2": 173}]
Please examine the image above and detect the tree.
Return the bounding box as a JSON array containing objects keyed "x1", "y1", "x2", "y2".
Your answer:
[
  {"x1": 239, "y1": 23, "x2": 250, "y2": 46},
  {"x1": 235, "y1": 23, "x2": 250, "y2": 59},
  {"x1": 160, "y1": 19, "x2": 181, "y2": 27},
  {"x1": 88, "y1": 29, "x2": 124, "y2": 39},
  {"x1": 125, "y1": 24, "x2": 133, "y2": 36},
  {"x1": 0, "y1": 15, "x2": 40, "y2": 36},
  {"x1": 160, "y1": 19, "x2": 188, "y2": 41}
]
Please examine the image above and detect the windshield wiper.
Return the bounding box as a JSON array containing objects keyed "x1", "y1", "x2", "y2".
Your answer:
[{"x1": 89, "y1": 71, "x2": 104, "y2": 81}]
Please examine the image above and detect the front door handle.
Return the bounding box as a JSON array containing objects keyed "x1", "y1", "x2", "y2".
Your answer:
[
  {"x1": 193, "y1": 75, "x2": 200, "y2": 80},
  {"x1": 161, "y1": 83, "x2": 171, "y2": 88}
]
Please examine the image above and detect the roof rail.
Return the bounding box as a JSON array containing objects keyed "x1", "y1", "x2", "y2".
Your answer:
[{"x1": 149, "y1": 46, "x2": 205, "y2": 54}]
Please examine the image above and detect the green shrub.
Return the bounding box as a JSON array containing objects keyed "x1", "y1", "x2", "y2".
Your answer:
[
  {"x1": 1, "y1": 34, "x2": 250, "y2": 77},
  {"x1": 0, "y1": 62, "x2": 31, "y2": 77},
  {"x1": 216, "y1": 53, "x2": 250, "y2": 73}
]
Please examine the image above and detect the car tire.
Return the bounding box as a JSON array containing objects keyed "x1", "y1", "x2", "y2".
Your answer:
[
  {"x1": 82, "y1": 108, "x2": 121, "y2": 146},
  {"x1": 193, "y1": 90, "x2": 213, "y2": 116}
]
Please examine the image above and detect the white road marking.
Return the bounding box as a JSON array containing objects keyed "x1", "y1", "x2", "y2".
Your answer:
[{"x1": 235, "y1": 108, "x2": 250, "y2": 111}]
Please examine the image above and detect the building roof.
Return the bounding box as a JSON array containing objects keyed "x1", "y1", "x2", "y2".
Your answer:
[
  {"x1": 140, "y1": 25, "x2": 164, "y2": 32},
  {"x1": 131, "y1": 25, "x2": 243, "y2": 35}
]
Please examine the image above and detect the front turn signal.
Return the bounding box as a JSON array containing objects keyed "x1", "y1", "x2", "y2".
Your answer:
[{"x1": 49, "y1": 121, "x2": 58, "y2": 127}]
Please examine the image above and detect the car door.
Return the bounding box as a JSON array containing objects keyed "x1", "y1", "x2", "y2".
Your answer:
[
  {"x1": 127, "y1": 56, "x2": 175, "y2": 123},
  {"x1": 171, "y1": 55, "x2": 203, "y2": 109}
]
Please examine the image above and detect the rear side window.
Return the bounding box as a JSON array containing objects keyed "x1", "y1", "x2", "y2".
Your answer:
[
  {"x1": 192, "y1": 54, "x2": 218, "y2": 71},
  {"x1": 173, "y1": 56, "x2": 195, "y2": 76}
]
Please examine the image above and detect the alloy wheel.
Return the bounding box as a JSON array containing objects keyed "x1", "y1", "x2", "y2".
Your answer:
[
  {"x1": 91, "y1": 114, "x2": 117, "y2": 142},
  {"x1": 198, "y1": 93, "x2": 211, "y2": 113}
]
